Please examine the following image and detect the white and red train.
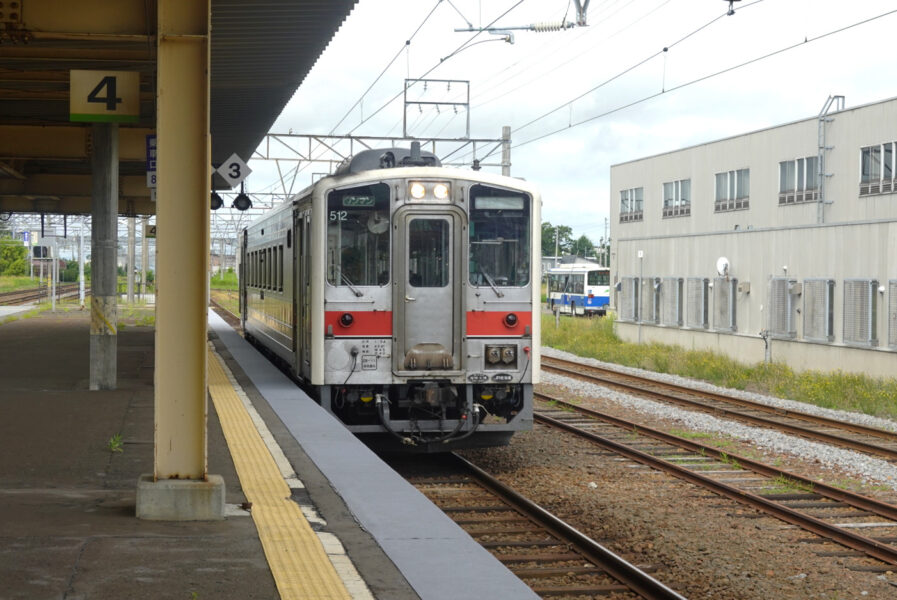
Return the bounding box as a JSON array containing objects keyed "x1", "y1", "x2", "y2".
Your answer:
[{"x1": 240, "y1": 144, "x2": 540, "y2": 451}]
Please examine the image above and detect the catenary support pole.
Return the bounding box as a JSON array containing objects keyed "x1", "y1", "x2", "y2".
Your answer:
[
  {"x1": 89, "y1": 123, "x2": 118, "y2": 391},
  {"x1": 127, "y1": 216, "x2": 136, "y2": 303}
]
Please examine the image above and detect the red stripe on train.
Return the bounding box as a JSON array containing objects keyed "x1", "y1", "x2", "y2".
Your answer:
[
  {"x1": 324, "y1": 311, "x2": 392, "y2": 336},
  {"x1": 466, "y1": 311, "x2": 532, "y2": 337}
]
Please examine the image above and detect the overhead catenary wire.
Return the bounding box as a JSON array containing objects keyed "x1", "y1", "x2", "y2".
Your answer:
[
  {"x1": 502, "y1": 5, "x2": 897, "y2": 155},
  {"x1": 345, "y1": 0, "x2": 528, "y2": 136}
]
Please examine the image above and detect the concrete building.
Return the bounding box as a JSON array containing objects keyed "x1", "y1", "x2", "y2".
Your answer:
[{"x1": 610, "y1": 96, "x2": 897, "y2": 380}]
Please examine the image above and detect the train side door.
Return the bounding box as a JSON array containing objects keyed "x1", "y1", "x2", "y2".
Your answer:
[
  {"x1": 295, "y1": 211, "x2": 312, "y2": 380},
  {"x1": 394, "y1": 208, "x2": 463, "y2": 373}
]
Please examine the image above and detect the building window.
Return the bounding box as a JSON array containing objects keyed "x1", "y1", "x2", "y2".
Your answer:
[
  {"x1": 860, "y1": 142, "x2": 897, "y2": 195},
  {"x1": 662, "y1": 179, "x2": 691, "y2": 218},
  {"x1": 686, "y1": 277, "x2": 709, "y2": 329},
  {"x1": 778, "y1": 156, "x2": 819, "y2": 204},
  {"x1": 768, "y1": 278, "x2": 798, "y2": 339},
  {"x1": 619, "y1": 187, "x2": 643, "y2": 222},
  {"x1": 843, "y1": 279, "x2": 878, "y2": 347},
  {"x1": 714, "y1": 169, "x2": 749, "y2": 212},
  {"x1": 712, "y1": 277, "x2": 737, "y2": 332},
  {"x1": 803, "y1": 279, "x2": 835, "y2": 343}
]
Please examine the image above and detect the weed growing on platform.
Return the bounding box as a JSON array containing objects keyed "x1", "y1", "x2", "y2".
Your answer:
[
  {"x1": 106, "y1": 433, "x2": 124, "y2": 453},
  {"x1": 542, "y1": 313, "x2": 897, "y2": 420}
]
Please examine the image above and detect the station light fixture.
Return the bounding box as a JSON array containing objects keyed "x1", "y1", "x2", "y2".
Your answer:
[
  {"x1": 210, "y1": 192, "x2": 224, "y2": 210},
  {"x1": 232, "y1": 182, "x2": 252, "y2": 211}
]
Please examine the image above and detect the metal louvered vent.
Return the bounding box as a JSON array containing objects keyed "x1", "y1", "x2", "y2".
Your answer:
[
  {"x1": 768, "y1": 278, "x2": 797, "y2": 339},
  {"x1": 843, "y1": 279, "x2": 878, "y2": 346},
  {"x1": 713, "y1": 277, "x2": 737, "y2": 332},
  {"x1": 620, "y1": 277, "x2": 639, "y2": 322},
  {"x1": 640, "y1": 277, "x2": 659, "y2": 323},
  {"x1": 803, "y1": 279, "x2": 835, "y2": 342},
  {"x1": 661, "y1": 277, "x2": 684, "y2": 326},
  {"x1": 889, "y1": 280, "x2": 897, "y2": 349},
  {"x1": 686, "y1": 277, "x2": 709, "y2": 329}
]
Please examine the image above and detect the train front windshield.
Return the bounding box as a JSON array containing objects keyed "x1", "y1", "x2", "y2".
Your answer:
[
  {"x1": 327, "y1": 183, "x2": 391, "y2": 287},
  {"x1": 468, "y1": 185, "x2": 530, "y2": 287}
]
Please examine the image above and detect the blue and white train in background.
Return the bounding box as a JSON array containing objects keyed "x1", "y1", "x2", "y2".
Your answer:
[{"x1": 546, "y1": 263, "x2": 610, "y2": 316}]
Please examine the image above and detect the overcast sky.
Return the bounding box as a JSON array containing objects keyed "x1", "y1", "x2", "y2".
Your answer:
[{"x1": 245, "y1": 0, "x2": 897, "y2": 245}]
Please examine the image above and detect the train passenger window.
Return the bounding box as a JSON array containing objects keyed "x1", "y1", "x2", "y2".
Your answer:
[
  {"x1": 326, "y1": 183, "x2": 391, "y2": 287},
  {"x1": 588, "y1": 270, "x2": 609, "y2": 286},
  {"x1": 469, "y1": 185, "x2": 530, "y2": 287},
  {"x1": 408, "y1": 219, "x2": 449, "y2": 287},
  {"x1": 267, "y1": 247, "x2": 273, "y2": 289},
  {"x1": 278, "y1": 245, "x2": 284, "y2": 292}
]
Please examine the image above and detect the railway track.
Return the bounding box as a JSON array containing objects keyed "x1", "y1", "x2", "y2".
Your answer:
[
  {"x1": 394, "y1": 453, "x2": 687, "y2": 600},
  {"x1": 542, "y1": 355, "x2": 897, "y2": 462},
  {"x1": 535, "y1": 391, "x2": 897, "y2": 571},
  {"x1": 0, "y1": 283, "x2": 83, "y2": 306}
]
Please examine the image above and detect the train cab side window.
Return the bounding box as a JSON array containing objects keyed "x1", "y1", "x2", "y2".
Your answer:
[
  {"x1": 469, "y1": 185, "x2": 531, "y2": 288},
  {"x1": 326, "y1": 183, "x2": 391, "y2": 287}
]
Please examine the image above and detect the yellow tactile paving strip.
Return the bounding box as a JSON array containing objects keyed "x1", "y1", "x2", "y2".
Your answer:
[{"x1": 208, "y1": 348, "x2": 352, "y2": 600}]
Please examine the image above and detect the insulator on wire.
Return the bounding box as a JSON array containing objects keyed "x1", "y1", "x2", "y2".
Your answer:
[{"x1": 531, "y1": 21, "x2": 565, "y2": 32}]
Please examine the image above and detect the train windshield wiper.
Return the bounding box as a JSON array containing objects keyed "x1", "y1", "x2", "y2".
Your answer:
[
  {"x1": 341, "y1": 272, "x2": 364, "y2": 297},
  {"x1": 480, "y1": 269, "x2": 504, "y2": 298}
]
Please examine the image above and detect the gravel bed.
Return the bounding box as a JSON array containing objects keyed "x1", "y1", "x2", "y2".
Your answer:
[
  {"x1": 543, "y1": 346, "x2": 897, "y2": 433},
  {"x1": 542, "y1": 347, "x2": 897, "y2": 491},
  {"x1": 461, "y1": 423, "x2": 897, "y2": 599}
]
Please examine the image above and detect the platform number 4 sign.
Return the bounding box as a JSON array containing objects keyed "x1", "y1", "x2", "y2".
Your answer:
[{"x1": 70, "y1": 70, "x2": 140, "y2": 123}]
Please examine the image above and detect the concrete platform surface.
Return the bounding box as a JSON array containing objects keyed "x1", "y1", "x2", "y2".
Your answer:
[{"x1": 0, "y1": 312, "x2": 280, "y2": 599}]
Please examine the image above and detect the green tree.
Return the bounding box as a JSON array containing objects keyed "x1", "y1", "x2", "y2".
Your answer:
[
  {"x1": 61, "y1": 260, "x2": 81, "y2": 282},
  {"x1": 541, "y1": 222, "x2": 573, "y2": 256},
  {"x1": 0, "y1": 238, "x2": 28, "y2": 276},
  {"x1": 570, "y1": 234, "x2": 596, "y2": 258}
]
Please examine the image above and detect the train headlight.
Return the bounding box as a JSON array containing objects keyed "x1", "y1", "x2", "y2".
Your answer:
[
  {"x1": 433, "y1": 182, "x2": 450, "y2": 200},
  {"x1": 486, "y1": 346, "x2": 501, "y2": 364},
  {"x1": 501, "y1": 347, "x2": 516, "y2": 364},
  {"x1": 339, "y1": 313, "x2": 354, "y2": 327},
  {"x1": 409, "y1": 182, "x2": 427, "y2": 199}
]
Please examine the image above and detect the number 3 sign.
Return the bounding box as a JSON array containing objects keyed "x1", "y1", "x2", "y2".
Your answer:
[{"x1": 70, "y1": 70, "x2": 140, "y2": 123}]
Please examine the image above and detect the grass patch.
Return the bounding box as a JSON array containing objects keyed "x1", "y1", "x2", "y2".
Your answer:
[
  {"x1": 542, "y1": 313, "x2": 897, "y2": 420},
  {"x1": 0, "y1": 275, "x2": 42, "y2": 293},
  {"x1": 210, "y1": 270, "x2": 238, "y2": 291},
  {"x1": 106, "y1": 433, "x2": 124, "y2": 453},
  {"x1": 762, "y1": 474, "x2": 814, "y2": 495}
]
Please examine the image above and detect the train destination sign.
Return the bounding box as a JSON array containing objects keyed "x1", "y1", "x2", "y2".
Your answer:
[{"x1": 69, "y1": 70, "x2": 140, "y2": 123}]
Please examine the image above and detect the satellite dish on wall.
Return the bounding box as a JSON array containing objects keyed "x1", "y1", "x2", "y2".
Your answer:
[{"x1": 716, "y1": 256, "x2": 730, "y2": 277}]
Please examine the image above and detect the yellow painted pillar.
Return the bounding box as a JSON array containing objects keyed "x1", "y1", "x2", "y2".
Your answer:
[{"x1": 137, "y1": 0, "x2": 222, "y2": 520}]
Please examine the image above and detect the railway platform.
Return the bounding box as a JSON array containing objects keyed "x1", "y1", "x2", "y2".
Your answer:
[{"x1": 0, "y1": 309, "x2": 537, "y2": 599}]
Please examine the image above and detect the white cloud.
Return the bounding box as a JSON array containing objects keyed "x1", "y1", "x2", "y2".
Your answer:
[{"x1": 247, "y1": 0, "x2": 897, "y2": 244}]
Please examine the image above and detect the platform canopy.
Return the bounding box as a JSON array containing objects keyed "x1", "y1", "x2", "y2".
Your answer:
[{"x1": 0, "y1": 0, "x2": 358, "y2": 217}]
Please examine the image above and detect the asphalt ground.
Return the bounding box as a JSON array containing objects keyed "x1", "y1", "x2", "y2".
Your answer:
[{"x1": 0, "y1": 310, "x2": 417, "y2": 599}]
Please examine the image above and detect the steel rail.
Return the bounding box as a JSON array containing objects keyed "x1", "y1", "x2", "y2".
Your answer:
[
  {"x1": 450, "y1": 452, "x2": 688, "y2": 600},
  {"x1": 534, "y1": 394, "x2": 897, "y2": 566},
  {"x1": 543, "y1": 355, "x2": 897, "y2": 442},
  {"x1": 542, "y1": 358, "x2": 897, "y2": 461}
]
